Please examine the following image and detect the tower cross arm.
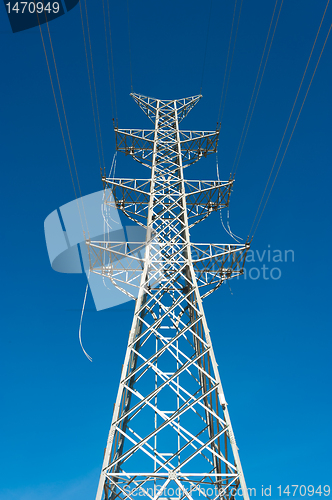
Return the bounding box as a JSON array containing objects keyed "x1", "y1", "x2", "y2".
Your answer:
[
  {"x1": 191, "y1": 242, "x2": 251, "y2": 298},
  {"x1": 115, "y1": 128, "x2": 155, "y2": 154},
  {"x1": 178, "y1": 130, "x2": 219, "y2": 161},
  {"x1": 115, "y1": 128, "x2": 219, "y2": 165}
]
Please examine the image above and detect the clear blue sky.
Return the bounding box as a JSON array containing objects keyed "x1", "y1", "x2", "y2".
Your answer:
[{"x1": 0, "y1": 1, "x2": 331, "y2": 499}]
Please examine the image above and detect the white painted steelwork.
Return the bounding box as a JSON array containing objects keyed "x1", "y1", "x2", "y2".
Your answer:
[{"x1": 87, "y1": 94, "x2": 250, "y2": 500}]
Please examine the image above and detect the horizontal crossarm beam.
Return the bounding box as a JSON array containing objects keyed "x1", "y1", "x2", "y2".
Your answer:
[
  {"x1": 191, "y1": 243, "x2": 250, "y2": 298},
  {"x1": 86, "y1": 240, "x2": 250, "y2": 299},
  {"x1": 115, "y1": 129, "x2": 219, "y2": 167},
  {"x1": 102, "y1": 178, "x2": 233, "y2": 227}
]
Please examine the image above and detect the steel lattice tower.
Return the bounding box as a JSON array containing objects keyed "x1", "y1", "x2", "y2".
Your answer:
[{"x1": 87, "y1": 94, "x2": 250, "y2": 500}]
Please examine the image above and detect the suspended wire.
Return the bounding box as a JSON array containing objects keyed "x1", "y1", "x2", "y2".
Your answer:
[
  {"x1": 79, "y1": 2, "x2": 103, "y2": 178},
  {"x1": 249, "y1": 0, "x2": 330, "y2": 238},
  {"x1": 102, "y1": 199, "x2": 119, "y2": 232},
  {"x1": 227, "y1": 280, "x2": 234, "y2": 296},
  {"x1": 38, "y1": 16, "x2": 93, "y2": 360},
  {"x1": 102, "y1": 0, "x2": 115, "y2": 120},
  {"x1": 217, "y1": 0, "x2": 238, "y2": 125},
  {"x1": 102, "y1": 152, "x2": 119, "y2": 231},
  {"x1": 226, "y1": 208, "x2": 242, "y2": 242},
  {"x1": 232, "y1": 0, "x2": 279, "y2": 174},
  {"x1": 126, "y1": 0, "x2": 134, "y2": 92},
  {"x1": 214, "y1": 0, "x2": 243, "y2": 240},
  {"x1": 249, "y1": 17, "x2": 332, "y2": 239},
  {"x1": 109, "y1": 151, "x2": 118, "y2": 178},
  {"x1": 232, "y1": 0, "x2": 283, "y2": 177},
  {"x1": 220, "y1": 207, "x2": 242, "y2": 242},
  {"x1": 44, "y1": 23, "x2": 85, "y2": 201},
  {"x1": 83, "y1": 0, "x2": 106, "y2": 174},
  {"x1": 216, "y1": 155, "x2": 242, "y2": 242},
  {"x1": 36, "y1": 15, "x2": 89, "y2": 238},
  {"x1": 36, "y1": 10, "x2": 121, "y2": 362},
  {"x1": 106, "y1": 0, "x2": 118, "y2": 124},
  {"x1": 218, "y1": 0, "x2": 243, "y2": 127},
  {"x1": 79, "y1": 274, "x2": 93, "y2": 362},
  {"x1": 43, "y1": 15, "x2": 90, "y2": 237},
  {"x1": 83, "y1": 0, "x2": 106, "y2": 171},
  {"x1": 102, "y1": 179, "x2": 111, "y2": 289},
  {"x1": 200, "y1": 0, "x2": 213, "y2": 95},
  {"x1": 102, "y1": 154, "x2": 120, "y2": 292}
]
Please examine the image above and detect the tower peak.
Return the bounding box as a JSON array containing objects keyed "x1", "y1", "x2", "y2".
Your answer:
[{"x1": 130, "y1": 93, "x2": 202, "y2": 123}]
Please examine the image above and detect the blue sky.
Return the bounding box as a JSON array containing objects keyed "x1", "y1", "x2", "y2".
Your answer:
[{"x1": 0, "y1": 1, "x2": 331, "y2": 499}]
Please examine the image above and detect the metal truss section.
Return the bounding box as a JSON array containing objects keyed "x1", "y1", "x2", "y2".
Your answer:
[
  {"x1": 103, "y1": 178, "x2": 233, "y2": 227},
  {"x1": 90, "y1": 94, "x2": 250, "y2": 500},
  {"x1": 130, "y1": 93, "x2": 202, "y2": 123},
  {"x1": 86, "y1": 240, "x2": 248, "y2": 300},
  {"x1": 191, "y1": 243, "x2": 249, "y2": 298},
  {"x1": 179, "y1": 130, "x2": 219, "y2": 164},
  {"x1": 103, "y1": 178, "x2": 150, "y2": 227},
  {"x1": 86, "y1": 239, "x2": 145, "y2": 299},
  {"x1": 115, "y1": 129, "x2": 154, "y2": 162},
  {"x1": 115, "y1": 129, "x2": 219, "y2": 167}
]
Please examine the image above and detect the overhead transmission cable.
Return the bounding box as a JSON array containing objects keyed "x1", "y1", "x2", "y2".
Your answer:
[
  {"x1": 215, "y1": 0, "x2": 242, "y2": 241},
  {"x1": 216, "y1": 154, "x2": 242, "y2": 242},
  {"x1": 79, "y1": 2, "x2": 103, "y2": 177},
  {"x1": 126, "y1": 0, "x2": 134, "y2": 92},
  {"x1": 106, "y1": 0, "x2": 118, "y2": 124},
  {"x1": 216, "y1": 0, "x2": 281, "y2": 243},
  {"x1": 249, "y1": 0, "x2": 330, "y2": 239},
  {"x1": 82, "y1": 0, "x2": 106, "y2": 176},
  {"x1": 231, "y1": 0, "x2": 283, "y2": 177},
  {"x1": 36, "y1": 14, "x2": 89, "y2": 239},
  {"x1": 200, "y1": 0, "x2": 213, "y2": 95},
  {"x1": 217, "y1": 0, "x2": 243, "y2": 127},
  {"x1": 217, "y1": 0, "x2": 238, "y2": 127},
  {"x1": 79, "y1": 271, "x2": 93, "y2": 362},
  {"x1": 102, "y1": 0, "x2": 115, "y2": 120},
  {"x1": 249, "y1": 16, "x2": 332, "y2": 240}
]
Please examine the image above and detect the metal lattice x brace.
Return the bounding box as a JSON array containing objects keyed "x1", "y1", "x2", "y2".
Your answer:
[{"x1": 87, "y1": 94, "x2": 250, "y2": 500}]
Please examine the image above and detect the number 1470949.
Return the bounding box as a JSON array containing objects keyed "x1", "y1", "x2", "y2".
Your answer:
[
  {"x1": 277, "y1": 486, "x2": 330, "y2": 497},
  {"x1": 5, "y1": 2, "x2": 60, "y2": 14}
]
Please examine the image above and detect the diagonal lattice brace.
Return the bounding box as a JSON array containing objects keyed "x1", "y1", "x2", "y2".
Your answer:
[
  {"x1": 86, "y1": 240, "x2": 249, "y2": 299},
  {"x1": 103, "y1": 178, "x2": 233, "y2": 227},
  {"x1": 115, "y1": 129, "x2": 219, "y2": 167},
  {"x1": 90, "y1": 95, "x2": 250, "y2": 500},
  {"x1": 130, "y1": 93, "x2": 202, "y2": 123}
]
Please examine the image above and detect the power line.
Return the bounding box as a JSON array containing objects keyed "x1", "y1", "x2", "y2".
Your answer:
[
  {"x1": 83, "y1": 0, "x2": 106, "y2": 173},
  {"x1": 45, "y1": 15, "x2": 89, "y2": 209},
  {"x1": 231, "y1": 0, "x2": 278, "y2": 175},
  {"x1": 217, "y1": 0, "x2": 238, "y2": 125},
  {"x1": 102, "y1": 0, "x2": 115, "y2": 120},
  {"x1": 200, "y1": 0, "x2": 213, "y2": 95},
  {"x1": 37, "y1": 14, "x2": 89, "y2": 238},
  {"x1": 249, "y1": 0, "x2": 330, "y2": 238},
  {"x1": 231, "y1": 0, "x2": 283, "y2": 177},
  {"x1": 106, "y1": 0, "x2": 118, "y2": 124},
  {"x1": 126, "y1": 0, "x2": 134, "y2": 93},
  {"x1": 217, "y1": 0, "x2": 243, "y2": 127},
  {"x1": 79, "y1": 0, "x2": 103, "y2": 175},
  {"x1": 249, "y1": 11, "x2": 331, "y2": 239}
]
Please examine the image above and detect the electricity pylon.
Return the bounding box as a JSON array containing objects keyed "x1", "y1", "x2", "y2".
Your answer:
[{"x1": 87, "y1": 94, "x2": 250, "y2": 500}]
